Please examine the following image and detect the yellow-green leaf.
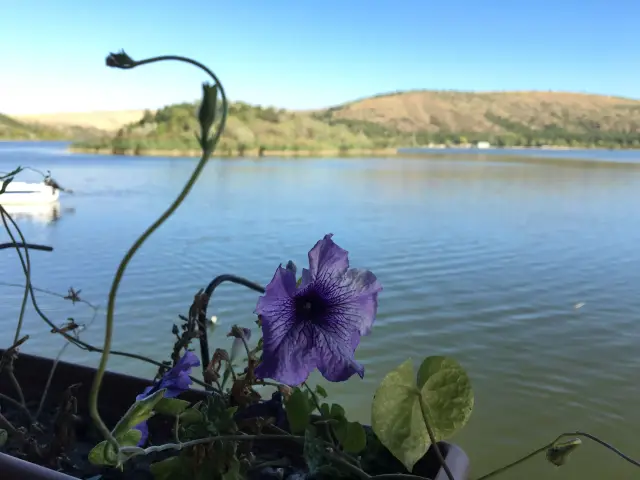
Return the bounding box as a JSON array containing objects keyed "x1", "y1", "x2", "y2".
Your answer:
[
  {"x1": 112, "y1": 389, "x2": 166, "y2": 438},
  {"x1": 417, "y1": 356, "x2": 474, "y2": 441},
  {"x1": 155, "y1": 398, "x2": 191, "y2": 416},
  {"x1": 371, "y1": 359, "x2": 427, "y2": 472}
]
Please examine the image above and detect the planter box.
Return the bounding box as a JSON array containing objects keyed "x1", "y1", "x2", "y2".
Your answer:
[{"x1": 0, "y1": 351, "x2": 469, "y2": 479}]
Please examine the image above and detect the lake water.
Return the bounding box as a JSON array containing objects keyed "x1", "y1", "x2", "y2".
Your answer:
[{"x1": 2, "y1": 141, "x2": 640, "y2": 479}]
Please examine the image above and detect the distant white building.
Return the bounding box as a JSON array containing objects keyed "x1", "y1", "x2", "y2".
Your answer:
[{"x1": 476, "y1": 141, "x2": 491, "y2": 149}]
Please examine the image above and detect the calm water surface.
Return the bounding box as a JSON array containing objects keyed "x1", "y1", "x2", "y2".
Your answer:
[{"x1": 2, "y1": 142, "x2": 640, "y2": 479}]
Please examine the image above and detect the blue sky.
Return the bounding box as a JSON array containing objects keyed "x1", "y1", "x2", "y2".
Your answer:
[{"x1": 1, "y1": 0, "x2": 638, "y2": 114}]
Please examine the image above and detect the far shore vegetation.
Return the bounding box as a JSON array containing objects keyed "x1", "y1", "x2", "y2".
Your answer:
[{"x1": 4, "y1": 90, "x2": 640, "y2": 154}]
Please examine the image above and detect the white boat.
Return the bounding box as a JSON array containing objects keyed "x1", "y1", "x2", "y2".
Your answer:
[{"x1": 0, "y1": 182, "x2": 60, "y2": 205}]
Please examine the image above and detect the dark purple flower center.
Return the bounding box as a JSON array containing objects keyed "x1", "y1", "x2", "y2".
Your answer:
[{"x1": 294, "y1": 288, "x2": 330, "y2": 325}]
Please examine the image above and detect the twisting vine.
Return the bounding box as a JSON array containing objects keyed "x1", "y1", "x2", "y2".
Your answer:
[{"x1": 88, "y1": 51, "x2": 228, "y2": 451}]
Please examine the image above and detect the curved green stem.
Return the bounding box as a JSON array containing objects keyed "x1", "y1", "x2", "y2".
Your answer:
[
  {"x1": 0, "y1": 206, "x2": 213, "y2": 390},
  {"x1": 88, "y1": 53, "x2": 228, "y2": 450},
  {"x1": 475, "y1": 431, "x2": 640, "y2": 480},
  {"x1": 0, "y1": 207, "x2": 33, "y2": 347},
  {"x1": 417, "y1": 393, "x2": 455, "y2": 480}
]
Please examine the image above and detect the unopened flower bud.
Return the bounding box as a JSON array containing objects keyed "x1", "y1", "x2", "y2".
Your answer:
[
  {"x1": 106, "y1": 50, "x2": 135, "y2": 69},
  {"x1": 227, "y1": 325, "x2": 252, "y2": 340},
  {"x1": 198, "y1": 83, "x2": 218, "y2": 150},
  {"x1": 212, "y1": 348, "x2": 229, "y2": 363}
]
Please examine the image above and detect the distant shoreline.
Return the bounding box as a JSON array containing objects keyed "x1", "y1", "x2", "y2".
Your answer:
[
  {"x1": 67, "y1": 146, "x2": 401, "y2": 158},
  {"x1": 66, "y1": 144, "x2": 640, "y2": 158}
]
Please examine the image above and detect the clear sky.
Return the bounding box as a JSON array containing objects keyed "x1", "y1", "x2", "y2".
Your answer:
[{"x1": 1, "y1": 0, "x2": 638, "y2": 114}]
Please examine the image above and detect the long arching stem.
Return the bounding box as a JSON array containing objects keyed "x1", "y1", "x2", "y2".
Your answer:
[{"x1": 88, "y1": 53, "x2": 228, "y2": 450}]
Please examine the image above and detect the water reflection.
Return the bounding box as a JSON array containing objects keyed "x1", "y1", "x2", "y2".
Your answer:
[{"x1": 0, "y1": 201, "x2": 72, "y2": 225}]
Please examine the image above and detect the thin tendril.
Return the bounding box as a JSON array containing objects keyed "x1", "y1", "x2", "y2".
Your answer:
[
  {"x1": 475, "y1": 431, "x2": 640, "y2": 480},
  {"x1": 88, "y1": 54, "x2": 228, "y2": 451},
  {"x1": 0, "y1": 206, "x2": 32, "y2": 346}
]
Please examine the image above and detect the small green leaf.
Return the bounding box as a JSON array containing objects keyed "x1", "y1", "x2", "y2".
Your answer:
[
  {"x1": 155, "y1": 398, "x2": 191, "y2": 416},
  {"x1": 150, "y1": 456, "x2": 189, "y2": 480},
  {"x1": 112, "y1": 389, "x2": 167, "y2": 438},
  {"x1": 330, "y1": 403, "x2": 345, "y2": 419},
  {"x1": 88, "y1": 429, "x2": 142, "y2": 467},
  {"x1": 285, "y1": 388, "x2": 311, "y2": 433},
  {"x1": 546, "y1": 438, "x2": 582, "y2": 467},
  {"x1": 179, "y1": 406, "x2": 203, "y2": 425},
  {"x1": 88, "y1": 441, "x2": 118, "y2": 466},
  {"x1": 371, "y1": 359, "x2": 427, "y2": 472},
  {"x1": 296, "y1": 277, "x2": 303, "y2": 287},
  {"x1": 319, "y1": 402, "x2": 331, "y2": 418},
  {"x1": 315, "y1": 385, "x2": 328, "y2": 398},
  {"x1": 336, "y1": 421, "x2": 367, "y2": 454},
  {"x1": 119, "y1": 428, "x2": 143, "y2": 446},
  {"x1": 0, "y1": 429, "x2": 7, "y2": 447},
  {"x1": 417, "y1": 356, "x2": 474, "y2": 440}
]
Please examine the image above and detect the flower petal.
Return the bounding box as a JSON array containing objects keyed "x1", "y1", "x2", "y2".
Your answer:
[
  {"x1": 314, "y1": 327, "x2": 364, "y2": 382},
  {"x1": 177, "y1": 350, "x2": 200, "y2": 370},
  {"x1": 307, "y1": 234, "x2": 349, "y2": 278},
  {"x1": 299, "y1": 268, "x2": 313, "y2": 288},
  {"x1": 161, "y1": 372, "x2": 192, "y2": 395},
  {"x1": 134, "y1": 421, "x2": 149, "y2": 446},
  {"x1": 256, "y1": 320, "x2": 318, "y2": 386},
  {"x1": 256, "y1": 266, "x2": 297, "y2": 316},
  {"x1": 342, "y1": 268, "x2": 383, "y2": 336},
  {"x1": 136, "y1": 386, "x2": 153, "y2": 402}
]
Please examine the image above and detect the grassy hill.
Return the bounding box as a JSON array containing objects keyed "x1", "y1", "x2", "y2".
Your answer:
[
  {"x1": 16, "y1": 90, "x2": 640, "y2": 154},
  {"x1": 318, "y1": 90, "x2": 640, "y2": 148},
  {"x1": 0, "y1": 113, "x2": 104, "y2": 141}
]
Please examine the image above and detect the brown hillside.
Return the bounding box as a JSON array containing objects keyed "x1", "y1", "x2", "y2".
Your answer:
[
  {"x1": 13, "y1": 110, "x2": 148, "y2": 132},
  {"x1": 327, "y1": 91, "x2": 640, "y2": 134}
]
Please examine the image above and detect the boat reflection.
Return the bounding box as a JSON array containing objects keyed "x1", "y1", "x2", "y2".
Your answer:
[{"x1": 0, "y1": 201, "x2": 71, "y2": 225}]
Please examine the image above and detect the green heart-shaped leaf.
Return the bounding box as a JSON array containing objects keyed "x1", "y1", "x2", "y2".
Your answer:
[
  {"x1": 371, "y1": 359, "x2": 426, "y2": 472},
  {"x1": 417, "y1": 356, "x2": 474, "y2": 440},
  {"x1": 371, "y1": 357, "x2": 474, "y2": 472}
]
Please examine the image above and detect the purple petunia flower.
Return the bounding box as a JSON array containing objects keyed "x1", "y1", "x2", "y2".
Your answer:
[
  {"x1": 133, "y1": 350, "x2": 200, "y2": 445},
  {"x1": 255, "y1": 234, "x2": 382, "y2": 386}
]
